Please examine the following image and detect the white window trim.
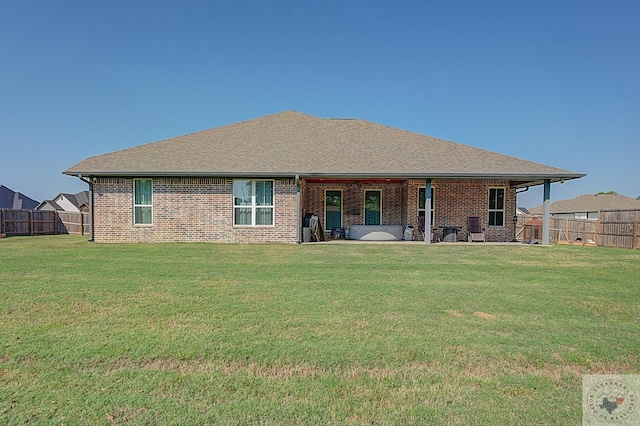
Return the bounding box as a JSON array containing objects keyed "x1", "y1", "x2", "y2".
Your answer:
[
  {"x1": 363, "y1": 189, "x2": 383, "y2": 225},
  {"x1": 488, "y1": 187, "x2": 506, "y2": 227},
  {"x1": 324, "y1": 189, "x2": 343, "y2": 230},
  {"x1": 133, "y1": 178, "x2": 153, "y2": 226},
  {"x1": 232, "y1": 179, "x2": 275, "y2": 227}
]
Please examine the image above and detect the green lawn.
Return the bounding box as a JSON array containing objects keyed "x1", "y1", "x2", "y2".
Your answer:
[{"x1": 1, "y1": 236, "x2": 638, "y2": 425}]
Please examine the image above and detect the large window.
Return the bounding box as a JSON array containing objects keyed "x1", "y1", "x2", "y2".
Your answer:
[
  {"x1": 233, "y1": 180, "x2": 274, "y2": 226},
  {"x1": 488, "y1": 188, "x2": 505, "y2": 227},
  {"x1": 133, "y1": 179, "x2": 153, "y2": 225},
  {"x1": 418, "y1": 187, "x2": 435, "y2": 225}
]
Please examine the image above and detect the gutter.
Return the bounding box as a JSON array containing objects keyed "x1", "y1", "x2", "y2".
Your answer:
[
  {"x1": 64, "y1": 170, "x2": 586, "y2": 184},
  {"x1": 77, "y1": 174, "x2": 94, "y2": 242}
]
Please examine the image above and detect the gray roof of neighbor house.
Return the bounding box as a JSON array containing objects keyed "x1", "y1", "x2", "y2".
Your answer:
[
  {"x1": 530, "y1": 194, "x2": 640, "y2": 214},
  {"x1": 64, "y1": 110, "x2": 584, "y2": 187},
  {"x1": 37, "y1": 191, "x2": 90, "y2": 211},
  {"x1": 0, "y1": 185, "x2": 40, "y2": 210},
  {"x1": 66, "y1": 191, "x2": 90, "y2": 208}
]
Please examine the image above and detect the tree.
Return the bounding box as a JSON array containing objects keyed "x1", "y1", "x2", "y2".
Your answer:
[{"x1": 596, "y1": 191, "x2": 619, "y2": 195}]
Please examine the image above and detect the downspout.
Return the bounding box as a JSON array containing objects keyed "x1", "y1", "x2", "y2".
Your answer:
[
  {"x1": 78, "y1": 174, "x2": 94, "y2": 242},
  {"x1": 295, "y1": 175, "x2": 301, "y2": 244}
]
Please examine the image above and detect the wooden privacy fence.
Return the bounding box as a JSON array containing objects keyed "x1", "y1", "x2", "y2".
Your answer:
[
  {"x1": 57, "y1": 211, "x2": 90, "y2": 235},
  {"x1": 0, "y1": 210, "x2": 89, "y2": 236},
  {"x1": 517, "y1": 209, "x2": 640, "y2": 250},
  {"x1": 599, "y1": 209, "x2": 639, "y2": 249}
]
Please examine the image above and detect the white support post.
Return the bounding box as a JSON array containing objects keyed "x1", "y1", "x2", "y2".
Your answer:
[
  {"x1": 542, "y1": 179, "x2": 551, "y2": 246},
  {"x1": 425, "y1": 178, "x2": 432, "y2": 245}
]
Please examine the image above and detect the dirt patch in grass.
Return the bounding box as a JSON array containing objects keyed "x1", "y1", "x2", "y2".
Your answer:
[
  {"x1": 106, "y1": 358, "x2": 446, "y2": 381},
  {"x1": 444, "y1": 310, "x2": 465, "y2": 318},
  {"x1": 474, "y1": 311, "x2": 498, "y2": 320}
]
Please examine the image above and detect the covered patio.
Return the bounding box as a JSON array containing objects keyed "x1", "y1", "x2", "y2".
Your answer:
[{"x1": 300, "y1": 176, "x2": 560, "y2": 245}]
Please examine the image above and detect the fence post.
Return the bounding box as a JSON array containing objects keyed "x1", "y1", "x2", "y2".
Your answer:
[
  {"x1": 634, "y1": 212, "x2": 638, "y2": 250},
  {"x1": 29, "y1": 210, "x2": 33, "y2": 235}
]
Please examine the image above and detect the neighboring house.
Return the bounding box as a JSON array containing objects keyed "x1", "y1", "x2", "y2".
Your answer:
[
  {"x1": 37, "y1": 191, "x2": 90, "y2": 212},
  {"x1": 63, "y1": 111, "x2": 584, "y2": 244},
  {"x1": 0, "y1": 185, "x2": 39, "y2": 210},
  {"x1": 529, "y1": 194, "x2": 640, "y2": 220},
  {"x1": 516, "y1": 207, "x2": 531, "y2": 215}
]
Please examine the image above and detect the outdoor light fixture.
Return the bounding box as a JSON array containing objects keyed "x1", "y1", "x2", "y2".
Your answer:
[{"x1": 512, "y1": 214, "x2": 519, "y2": 242}]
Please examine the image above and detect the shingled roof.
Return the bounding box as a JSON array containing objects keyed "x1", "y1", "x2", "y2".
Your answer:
[
  {"x1": 0, "y1": 185, "x2": 39, "y2": 210},
  {"x1": 64, "y1": 111, "x2": 584, "y2": 186},
  {"x1": 530, "y1": 194, "x2": 640, "y2": 214}
]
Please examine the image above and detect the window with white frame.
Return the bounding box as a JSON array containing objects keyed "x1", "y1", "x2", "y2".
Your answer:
[
  {"x1": 233, "y1": 179, "x2": 274, "y2": 226},
  {"x1": 418, "y1": 187, "x2": 435, "y2": 225},
  {"x1": 133, "y1": 179, "x2": 153, "y2": 225},
  {"x1": 488, "y1": 188, "x2": 505, "y2": 227}
]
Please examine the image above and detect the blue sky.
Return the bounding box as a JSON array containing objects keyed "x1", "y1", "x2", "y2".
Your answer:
[{"x1": 1, "y1": 0, "x2": 638, "y2": 207}]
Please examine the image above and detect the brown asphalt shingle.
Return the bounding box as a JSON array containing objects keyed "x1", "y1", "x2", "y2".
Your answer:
[
  {"x1": 530, "y1": 194, "x2": 640, "y2": 214},
  {"x1": 64, "y1": 111, "x2": 583, "y2": 182}
]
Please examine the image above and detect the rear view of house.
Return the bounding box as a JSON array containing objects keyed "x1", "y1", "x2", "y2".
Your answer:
[{"x1": 63, "y1": 111, "x2": 584, "y2": 244}]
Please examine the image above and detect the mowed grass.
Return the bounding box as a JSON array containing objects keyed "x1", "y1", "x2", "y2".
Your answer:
[{"x1": 0, "y1": 236, "x2": 638, "y2": 425}]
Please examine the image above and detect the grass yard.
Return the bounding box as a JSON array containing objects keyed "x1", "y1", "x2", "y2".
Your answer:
[{"x1": 1, "y1": 236, "x2": 639, "y2": 425}]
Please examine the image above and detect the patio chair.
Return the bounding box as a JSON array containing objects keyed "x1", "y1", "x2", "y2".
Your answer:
[
  {"x1": 309, "y1": 215, "x2": 325, "y2": 242},
  {"x1": 418, "y1": 216, "x2": 439, "y2": 242},
  {"x1": 467, "y1": 216, "x2": 485, "y2": 242}
]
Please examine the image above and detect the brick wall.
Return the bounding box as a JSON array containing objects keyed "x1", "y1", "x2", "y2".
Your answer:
[
  {"x1": 405, "y1": 179, "x2": 516, "y2": 242},
  {"x1": 304, "y1": 179, "x2": 516, "y2": 242},
  {"x1": 92, "y1": 177, "x2": 516, "y2": 243},
  {"x1": 92, "y1": 177, "x2": 298, "y2": 243},
  {"x1": 303, "y1": 181, "x2": 405, "y2": 235}
]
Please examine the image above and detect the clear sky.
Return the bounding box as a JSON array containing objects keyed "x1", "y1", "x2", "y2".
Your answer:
[{"x1": 1, "y1": 0, "x2": 638, "y2": 208}]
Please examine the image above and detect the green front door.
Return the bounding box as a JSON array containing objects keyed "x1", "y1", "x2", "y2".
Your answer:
[
  {"x1": 364, "y1": 190, "x2": 381, "y2": 225},
  {"x1": 325, "y1": 190, "x2": 342, "y2": 230}
]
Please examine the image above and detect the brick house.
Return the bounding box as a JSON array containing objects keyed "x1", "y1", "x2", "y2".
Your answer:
[{"x1": 63, "y1": 111, "x2": 584, "y2": 244}]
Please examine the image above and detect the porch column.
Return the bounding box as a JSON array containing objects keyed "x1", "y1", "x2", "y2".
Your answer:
[
  {"x1": 542, "y1": 179, "x2": 551, "y2": 246},
  {"x1": 296, "y1": 175, "x2": 301, "y2": 244},
  {"x1": 425, "y1": 178, "x2": 432, "y2": 245}
]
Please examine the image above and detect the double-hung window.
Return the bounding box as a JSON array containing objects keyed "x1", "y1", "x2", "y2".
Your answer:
[
  {"x1": 133, "y1": 179, "x2": 153, "y2": 225},
  {"x1": 418, "y1": 187, "x2": 435, "y2": 225},
  {"x1": 233, "y1": 180, "x2": 274, "y2": 226},
  {"x1": 488, "y1": 188, "x2": 505, "y2": 227}
]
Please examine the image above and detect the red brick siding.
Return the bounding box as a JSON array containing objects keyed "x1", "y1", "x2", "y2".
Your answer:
[
  {"x1": 303, "y1": 179, "x2": 515, "y2": 242},
  {"x1": 92, "y1": 177, "x2": 298, "y2": 243},
  {"x1": 303, "y1": 182, "x2": 405, "y2": 235},
  {"x1": 92, "y1": 177, "x2": 515, "y2": 243},
  {"x1": 405, "y1": 179, "x2": 516, "y2": 242}
]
